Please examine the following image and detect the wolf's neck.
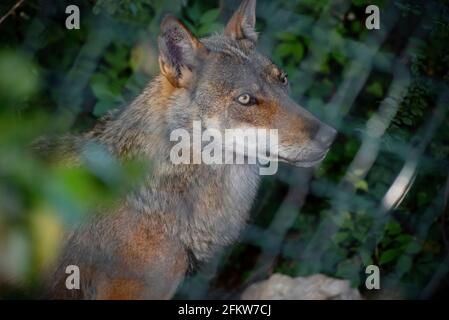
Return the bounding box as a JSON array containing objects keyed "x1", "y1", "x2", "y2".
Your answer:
[{"x1": 129, "y1": 161, "x2": 260, "y2": 260}]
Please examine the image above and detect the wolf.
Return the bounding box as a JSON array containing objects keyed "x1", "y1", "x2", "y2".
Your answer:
[{"x1": 44, "y1": 0, "x2": 336, "y2": 299}]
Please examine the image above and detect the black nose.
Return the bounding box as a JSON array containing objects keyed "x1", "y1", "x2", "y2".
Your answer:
[{"x1": 314, "y1": 124, "x2": 337, "y2": 149}]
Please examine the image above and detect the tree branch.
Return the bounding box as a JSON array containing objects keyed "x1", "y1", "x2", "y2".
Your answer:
[{"x1": 0, "y1": 0, "x2": 25, "y2": 26}]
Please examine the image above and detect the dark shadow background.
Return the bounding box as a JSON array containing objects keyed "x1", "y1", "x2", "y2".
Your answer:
[{"x1": 0, "y1": 0, "x2": 448, "y2": 299}]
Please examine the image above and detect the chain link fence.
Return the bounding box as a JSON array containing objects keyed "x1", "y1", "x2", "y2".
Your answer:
[{"x1": 0, "y1": 0, "x2": 448, "y2": 299}]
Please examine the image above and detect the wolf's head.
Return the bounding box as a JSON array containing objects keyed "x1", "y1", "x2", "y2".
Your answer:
[{"x1": 158, "y1": 0, "x2": 336, "y2": 167}]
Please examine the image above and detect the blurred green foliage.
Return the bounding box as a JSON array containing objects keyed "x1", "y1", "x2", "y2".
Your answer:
[{"x1": 0, "y1": 0, "x2": 448, "y2": 299}]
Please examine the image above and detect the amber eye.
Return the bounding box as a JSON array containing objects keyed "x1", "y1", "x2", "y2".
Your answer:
[
  {"x1": 236, "y1": 93, "x2": 256, "y2": 106},
  {"x1": 280, "y1": 72, "x2": 288, "y2": 85}
]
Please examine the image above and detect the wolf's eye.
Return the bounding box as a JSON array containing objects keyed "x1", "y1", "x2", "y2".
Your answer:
[
  {"x1": 236, "y1": 93, "x2": 256, "y2": 106},
  {"x1": 280, "y1": 72, "x2": 288, "y2": 85}
]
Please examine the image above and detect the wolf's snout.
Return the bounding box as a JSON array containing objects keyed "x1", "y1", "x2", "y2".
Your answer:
[{"x1": 313, "y1": 124, "x2": 337, "y2": 149}]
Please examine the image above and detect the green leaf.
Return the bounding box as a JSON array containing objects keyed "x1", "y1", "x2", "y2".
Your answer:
[
  {"x1": 396, "y1": 234, "x2": 413, "y2": 244},
  {"x1": 402, "y1": 117, "x2": 413, "y2": 125},
  {"x1": 359, "y1": 250, "x2": 373, "y2": 265},
  {"x1": 386, "y1": 221, "x2": 401, "y2": 235},
  {"x1": 405, "y1": 241, "x2": 422, "y2": 254},
  {"x1": 275, "y1": 43, "x2": 294, "y2": 58},
  {"x1": 182, "y1": 20, "x2": 197, "y2": 35},
  {"x1": 291, "y1": 43, "x2": 304, "y2": 62},
  {"x1": 336, "y1": 258, "x2": 361, "y2": 286},
  {"x1": 331, "y1": 211, "x2": 351, "y2": 227},
  {"x1": 198, "y1": 22, "x2": 223, "y2": 37},
  {"x1": 93, "y1": 100, "x2": 114, "y2": 117},
  {"x1": 366, "y1": 82, "x2": 383, "y2": 97},
  {"x1": 397, "y1": 255, "x2": 413, "y2": 273},
  {"x1": 276, "y1": 32, "x2": 298, "y2": 42},
  {"x1": 186, "y1": 2, "x2": 201, "y2": 21},
  {"x1": 380, "y1": 248, "x2": 401, "y2": 264},
  {"x1": 353, "y1": 230, "x2": 367, "y2": 242},
  {"x1": 91, "y1": 83, "x2": 116, "y2": 102},
  {"x1": 200, "y1": 9, "x2": 220, "y2": 25},
  {"x1": 341, "y1": 217, "x2": 355, "y2": 230},
  {"x1": 352, "y1": 0, "x2": 366, "y2": 7},
  {"x1": 333, "y1": 232, "x2": 349, "y2": 243},
  {"x1": 355, "y1": 180, "x2": 369, "y2": 192},
  {"x1": 0, "y1": 51, "x2": 38, "y2": 102},
  {"x1": 90, "y1": 73, "x2": 123, "y2": 102}
]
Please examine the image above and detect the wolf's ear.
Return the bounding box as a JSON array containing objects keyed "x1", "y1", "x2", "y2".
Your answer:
[
  {"x1": 224, "y1": 0, "x2": 257, "y2": 43},
  {"x1": 158, "y1": 15, "x2": 207, "y2": 88}
]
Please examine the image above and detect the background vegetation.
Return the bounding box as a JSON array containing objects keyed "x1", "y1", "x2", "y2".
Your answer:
[{"x1": 0, "y1": 0, "x2": 448, "y2": 299}]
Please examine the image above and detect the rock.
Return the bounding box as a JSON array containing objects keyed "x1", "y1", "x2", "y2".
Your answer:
[{"x1": 241, "y1": 273, "x2": 362, "y2": 300}]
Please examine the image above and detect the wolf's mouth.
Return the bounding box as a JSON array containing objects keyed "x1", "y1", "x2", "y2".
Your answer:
[{"x1": 278, "y1": 151, "x2": 328, "y2": 168}]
